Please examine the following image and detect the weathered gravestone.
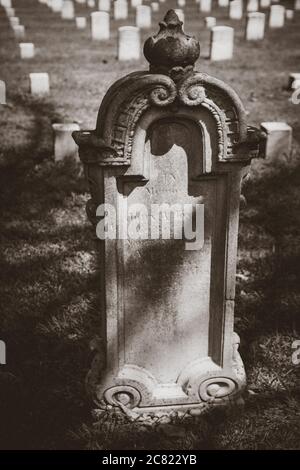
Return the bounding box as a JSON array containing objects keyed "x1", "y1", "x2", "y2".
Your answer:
[
  {"x1": 76, "y1": 16, "x2": 87, "y2": 28},
  {"x1": 229, "y1": 0, "x2": 243, "y2": 20},
  {"x1": 73, "y1": 10, "x2": 263, "y2": 418},
  {"x1": 0, "y1": 80, "x2": 6, "y2": 105},
  {"x1": 245, "y1": 12, "x2": 265, "y2": 41},
  {"x1": 114, "y1": 0, "x2": 128, "y2": 20},
  {"x1": 205, "y1": 16, "x2": 216, "y2": 29},
  {"x1": 118, "y1": 26, "x2": 140, "y2": 61},
  {"x1": 200, "y1": 0, "x2": 212, "y2": 13}
]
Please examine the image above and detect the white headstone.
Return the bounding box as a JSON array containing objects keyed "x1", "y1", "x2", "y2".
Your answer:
[
  {"x1": 13, "y1": 25, "x2": 25, "y2": 39},
  {"x1": 76, "y1": 16, "x2": 87, "y2": 28},
  {"x1": 114, "y1": 0, "x2": 128, "y2": 20},
  {"x1": 246, "y1": 12, "x2": 265, "y2": 40},
  {"x1": 91, "y1": 11, "x2": 110, "y2": 40},
  {"x1": 30, "y1": 73, "x2": 50, "y2": 96},
  {"x1": 118, "y1": 26, "x2": 140, "y2": 61},
  {"x1": 10, "y1": 17, "x2": 20, "y2": 27},
  {"x1": 177, "y1": 0, "x2": 185, "y2": 7},
  {"x1": 210, "y1": 26, "x2": 234, "y2": 61},
  {"x1": 87, "y1": 0, "x2": 95, "y2": 6},
  {"x1": 52, "y1": 123, "x2": 80, "y2": 161},
  {"x1": 286, "y1": 9, "x2": 294, "y2": 20},
  {"x1": 131, "y1": 0, "x2": 142, "y2": 7},
  {"x1": 218, "y1": 0, "x2": 229, "y2": 6},
  {"x1": 61, "y1": 0, "x2": 75, "y2": 19},
  {"x1": 229, "y1": 0, "x2": 243, "y2": 20},
  {"x1": 19, "y1": 42, "x2": 35, "y2": 59},
  {"x1": 260, "y1": 0, "x2": 271, "y2": 8},
  {"x1": 288, "y1": 73, "x2": 300, "y2": 90},
  {"x1": 151, "y1": 2, "x2": 159, "y2": 11},
  {"x1": 0, "y1": 80, "x2": 6, "y2": 105},
  {"x1": 260, "y1": 122, "x2": 292, "y2": 161},
  {"x1": 51, "y1": 0, "x2": 63, "y2": 12},
  {"x1": 205, "y1": 16, "x2": 216, "y2": 29},
  {"x1": 295, "y1": 0, "x2": 300, "y2": 11},
  {"x1": 1, "y1": 0, "x2": 12, "y2": 8},
  {"x1": 5, "y1": 7, "x2": 15, "y2": 16},
  {"x1": 200, "y1": 0, "x2": 212, "y2": 12},
  {"x1": 136, "y1": 5, "x2": 151, "y2": 29},
  {"x1": 269, "y1": 5, "x2": 285, "y2": 28},
  {"x1": 247, "y1": 0, "x2": 258, "y2": 12},
  {"x1": 98, "y1": 0, "x2": 110, "y2": 11}
]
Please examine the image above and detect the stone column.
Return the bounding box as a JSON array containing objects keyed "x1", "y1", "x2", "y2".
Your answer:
[
  {"x1": 136, "y1": 5, "x2": 151, "y2": 29},
  {"x1": 229, "y1": 0, "x2": 243, "y2": 20},
  {"x1": 91, "y1": 11, "x2": 110, "y2": 40},
  {"x1": 210, "y1": 25, "x2": 234, "y2": 61},
  {"x1": 269, "y1": 5, "x2": 285, "y2": 28},
  {"x1": 73, "y1": 9, "x2": 263, "y2": 420},
  {"x1": 245, "y1": 12, "x2": 265, "y2": 40},
  {"x1": 118, "y1": 26, "x2": 140, "y2": 60}
]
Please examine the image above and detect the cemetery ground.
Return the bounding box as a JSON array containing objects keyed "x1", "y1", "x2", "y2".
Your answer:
[{"x1": 0, "y1": 0, "x2": 300, "y2": 450}]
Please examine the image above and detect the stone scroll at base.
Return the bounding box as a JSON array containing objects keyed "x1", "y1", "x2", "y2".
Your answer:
[{"x1": 73, "y1": 10, "x2": 265, "y2": 419}]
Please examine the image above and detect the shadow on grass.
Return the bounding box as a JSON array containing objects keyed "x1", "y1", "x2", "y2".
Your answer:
[{"x1": 0, "y1": 93, "x2": 100, "y2": 449}]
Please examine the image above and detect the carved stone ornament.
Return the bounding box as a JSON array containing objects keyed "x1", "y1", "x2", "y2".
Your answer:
[{"x1": 73, "y1": 11, "x2": 265, "y2": 418}]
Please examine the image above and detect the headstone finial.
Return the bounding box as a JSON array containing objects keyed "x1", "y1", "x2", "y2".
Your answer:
[{"x1": 143, "y1": 9, "x2": 200, "y2": 77}]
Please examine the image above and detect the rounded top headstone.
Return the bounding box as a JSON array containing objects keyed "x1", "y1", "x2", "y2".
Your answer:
[{"x1": 143, "y1": 9, "x2": 200, "y2": 74}]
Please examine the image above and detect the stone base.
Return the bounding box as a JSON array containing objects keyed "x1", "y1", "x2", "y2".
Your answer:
[{"x1": 87, "y1": 333, "x2": 246, "y2": 419}]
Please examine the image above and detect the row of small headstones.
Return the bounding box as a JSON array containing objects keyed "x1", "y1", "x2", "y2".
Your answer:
[
  {"x1": 0, "y1": 0, "x2": 298, "y2": 162},
  {"x1": 3, "y1": 0, "x2": 300, "y2": 64}
]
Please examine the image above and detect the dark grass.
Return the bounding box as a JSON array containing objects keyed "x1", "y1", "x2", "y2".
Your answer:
[{"x1": 0, "y1": 0, "x2": 300, "y2": 450}]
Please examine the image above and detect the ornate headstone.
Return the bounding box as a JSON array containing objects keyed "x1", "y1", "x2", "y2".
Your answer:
[{"x1": 73, "y1": 10, "x2": 263, "y2": 418}]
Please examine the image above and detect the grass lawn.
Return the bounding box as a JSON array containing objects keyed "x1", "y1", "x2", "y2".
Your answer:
[{"x1": 0, "y1": 0, "x2": 300, "y2": 450}]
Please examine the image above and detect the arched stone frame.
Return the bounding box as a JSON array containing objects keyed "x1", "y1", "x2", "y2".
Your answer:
[
  {"x1": 73, "y1": 9, "x2": 266, "y2": 416},
  {"x1": 84, "y1": 99, "x2": 249, "y2": 412}
]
